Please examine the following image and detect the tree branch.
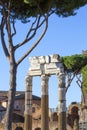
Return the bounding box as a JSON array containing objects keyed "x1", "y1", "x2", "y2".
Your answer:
[
  {"x1": 11, "y1": 19, "x2": 16, "y2": 37},
  {"x1": 14, "y1": 15, "x2": 41, "y2": 50},
  {"x1": 66, "y1": 72, "x2": 75, "y2": 92},
  {"x1": 14, "y1": 9, "x2": 55, "y2": 51},
  {"x1": 76, "y1": 74, "x2": 85, "y2": 105},
  {"x1": 38, "y1": 9, "x2": 56, "y2": 28},
  {"x1": 16, "y1": 14, "x2": 48, "y2": 66},
  {"x1": 6, "y1": 1, "x2": 13, "y2": 47},
  {"x1": 76, "y1": 74, "x2": 82, "y2": 86},
  {"x1": 0, "y1": 16, "x2": 10, "y2": 61}
]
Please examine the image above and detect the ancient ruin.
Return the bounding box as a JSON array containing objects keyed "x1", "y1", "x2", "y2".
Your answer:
[
  {"x1": 1, "y1": 53, "x2": 87, "y2": 130},
  {"x1": 24, "y1": 54, "x2": 66, "y2": 130}
]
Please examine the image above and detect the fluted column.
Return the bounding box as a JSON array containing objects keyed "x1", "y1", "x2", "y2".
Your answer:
[
  {"x1": 58, "y1": 71, "x2": 66, "y2": 130},
  {"x1": 41, "y1": 75, "x2": 49, "y2": 130},
  {"x1": 24, "y1": 75, "x2": 32, "y2": 130}
]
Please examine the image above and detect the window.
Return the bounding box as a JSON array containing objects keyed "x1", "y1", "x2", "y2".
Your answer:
[{"x1": 32, "y1": 107, "x2": 35, "y2": 113}]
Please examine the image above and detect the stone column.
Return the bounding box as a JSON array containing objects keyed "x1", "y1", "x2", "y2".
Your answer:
[
  {"x1": 41, "y1": 75, "x2": 49, "y2": 130},
  {"x1": 73, "y1": 119, "x2": 79, "y2": 130},
  {"x1": 58, "y1": 71, "x2": 66, "y2": 130},
  {"x1": 24, "y1": 76, "x2": 32, "y2": 130}
]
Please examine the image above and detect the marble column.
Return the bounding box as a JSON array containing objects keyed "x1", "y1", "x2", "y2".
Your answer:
[
  {"x1": 58, "y1": 71, "x2": 66, "y2": 130},
  {"x1": 41, "y1": 75, "x2": 49, "y2": 130},
  {"x1": 24, "y1": 75, "x2": 32, "y2": 130}
]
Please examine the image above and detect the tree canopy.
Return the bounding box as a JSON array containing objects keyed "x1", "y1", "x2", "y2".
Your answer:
[
  {"x1": 62, "y1": 54, "x2": 87, "y2": 72},
  {"x1": 62, "y1": 54, "x2": 87, "y2": 93},
  {"x1": 0, "y1": 0, "x2": 87, "y2": 23}
]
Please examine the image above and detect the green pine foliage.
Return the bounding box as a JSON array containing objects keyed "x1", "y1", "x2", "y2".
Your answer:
[
  {"x1": 62, "y1": 54, "x2": 87, "y2": 93},
  {"x1": 62, "y1": 54, "x2": 87, "y2": 71},
  {"x1": 0, "y1": 0, "x2": 87, "y2": 23},
  {"x1": 24, "y1": 0, "x2": 44, "y2": 5},
  {"x1": 55, "y1": 0, "x2": 87, "y2": 17}
]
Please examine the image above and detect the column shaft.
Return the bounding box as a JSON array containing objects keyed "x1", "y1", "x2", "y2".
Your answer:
[
  {"x1": 24, "y1": 76, "x2": 32, "y2": 130},
  {"x1": 41, "y1": 75, "x2": 49, "y2": 130},
  {"x1": 58, "y1": 72, "x2": 66, "y2": 130}
]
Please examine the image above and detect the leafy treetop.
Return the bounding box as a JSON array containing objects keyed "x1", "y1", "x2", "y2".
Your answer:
[
  {"x1": 0, "y1": 0, "x2": 87, "y2": 23},
  {"x1": 62, "y1": 54, "x2": 87, "y2": 93},
  {"x1": 62, "y1": 54, "x2": 87, "y2": 73}
]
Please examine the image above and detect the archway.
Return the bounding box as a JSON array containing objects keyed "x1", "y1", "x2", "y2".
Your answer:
[
  {"x1": 15, "y1": 127, "x2": 23, "y2": 130},
  {"x1": 53, "y1": 112, "x2": 58, "y2": 121},
  {"x1": 71, "y1": 106, "x2": 79, "y2": 114},
  {"x1": 34, "y1": 128, "x2": 41, "y2": 130},
  {"x1": 55, "y1": 128, "x2": 58, "y2": 130}
]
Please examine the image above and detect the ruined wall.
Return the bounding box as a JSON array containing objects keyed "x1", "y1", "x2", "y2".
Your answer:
[{"x1": 0, "y1": 123, "x2": 4, "y2": 130}]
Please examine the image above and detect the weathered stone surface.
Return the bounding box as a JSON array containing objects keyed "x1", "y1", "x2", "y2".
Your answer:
[
  {"x1": 58, "y1": 88, "x2": 66, "y2": 101},
  {"x1": 28, "y1": 54, "x2": 63, "y2": 76},
  {"x1": 58, "y1": 101, "x2": 66, "y2": 113},
  {"x1": 27, "y1": 54, "x2": 66, "y2": 130},
  {"x1": 50, "y1": 54, "x2": 61, "y2": 63},
  {"x1": 25, "y1": 76, "x2": 32, "y2": 116}
]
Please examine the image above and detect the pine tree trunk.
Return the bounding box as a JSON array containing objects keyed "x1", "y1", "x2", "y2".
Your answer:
[{"x1": 5, "y1": 61, "x2": 17, "y2": 130}]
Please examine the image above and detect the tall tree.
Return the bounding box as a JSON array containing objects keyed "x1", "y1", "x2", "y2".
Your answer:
[{"x1": 0, "y1": 0, "x2": 87, "y2": 130}]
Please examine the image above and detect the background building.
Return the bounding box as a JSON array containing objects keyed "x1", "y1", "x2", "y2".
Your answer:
[{"x1": 0, "y1": 91, "x2": 87, "y2": 130}]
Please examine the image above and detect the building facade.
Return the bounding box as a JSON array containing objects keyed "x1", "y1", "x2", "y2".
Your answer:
[{"x1": 0, "y1": 91, "x2": 87, "y2": 130}]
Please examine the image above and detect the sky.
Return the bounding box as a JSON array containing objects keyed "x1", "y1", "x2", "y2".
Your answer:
[{"x1": 0, "y1": 5, "x2": 87, "y2": 108}]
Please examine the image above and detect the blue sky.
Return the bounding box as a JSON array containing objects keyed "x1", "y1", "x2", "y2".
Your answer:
[{"x1": 0, "y1": 5, "x2": 87, "y2": 108}]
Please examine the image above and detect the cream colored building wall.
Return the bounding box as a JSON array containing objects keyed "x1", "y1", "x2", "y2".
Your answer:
[{"x1": 1, "y1": 102, "x2": 7, "y2": 108}]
